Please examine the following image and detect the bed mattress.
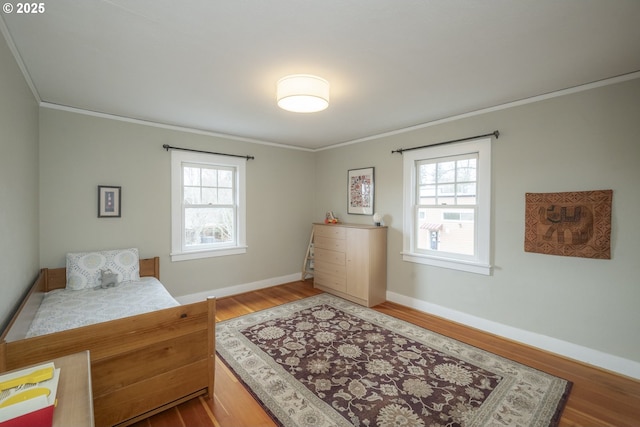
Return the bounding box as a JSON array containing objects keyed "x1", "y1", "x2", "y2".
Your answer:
[{"x1": 26, "y1": 277, "x2": 180, "y2": 338}]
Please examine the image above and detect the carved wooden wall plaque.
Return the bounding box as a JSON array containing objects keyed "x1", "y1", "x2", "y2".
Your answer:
[{"x1": 524, "y1": 190, "x2": 612, "y2": 259}]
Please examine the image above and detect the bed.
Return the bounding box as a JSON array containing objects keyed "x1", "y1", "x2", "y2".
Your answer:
[{"x1": 0, "y1": 254, "x2": 216, "y2": 427}]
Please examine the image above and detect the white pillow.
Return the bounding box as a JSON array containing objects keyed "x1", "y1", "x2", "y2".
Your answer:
[{"x1": 66, "y1": 248, "x2": 140, "y2": 290}]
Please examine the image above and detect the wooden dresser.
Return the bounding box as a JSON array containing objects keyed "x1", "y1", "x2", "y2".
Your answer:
[{"x1": 313, "y1": 223, "x2": 387, "y2": 307}]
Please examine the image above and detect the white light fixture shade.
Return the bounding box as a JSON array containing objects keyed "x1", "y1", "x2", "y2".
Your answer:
[{"x1": 277, "y1": 74, "x2": 329, "y2": 113}]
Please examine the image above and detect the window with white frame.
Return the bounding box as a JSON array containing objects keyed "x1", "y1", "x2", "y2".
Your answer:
[
  {"x1": 402, "y1": 137, "x2": 492, "y2": 275},
  {"x1": 170, "y1": 150, "x2": 246, "y2": 261}
]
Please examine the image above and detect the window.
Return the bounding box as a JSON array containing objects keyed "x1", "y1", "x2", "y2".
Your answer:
[
  {"x1": 171, "y1": 150, "x2": 246, "y2": 261},
  {"x1": 402, "y1": 137, "x2": 492, "y2": 274}
]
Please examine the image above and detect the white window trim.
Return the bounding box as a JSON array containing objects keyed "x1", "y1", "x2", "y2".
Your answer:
[
  {"x1": 402, "y1": 137, "x2": 492, "y2": 275},
  {"x1": 170, "y1": 150, "x2": 247, "y2": 262}
]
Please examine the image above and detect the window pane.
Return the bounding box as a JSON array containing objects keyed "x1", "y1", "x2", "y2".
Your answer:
[
  {"x1": 418, "y1": 185, "x2": 436, "y2": 204},
  {"x1": 419, "y1": 163, "x2": 436, "y2": 185},
  {"x1": 218, "y1": 170, "x2": 233, "y2": 187},
  {"x1": 218, "y1": 188, "x2": 234, "y2": 204},
  {"x1": 419, "y1": 186, "x2": 435, "y2": 198},
  {"x1": 183, "y1": 167, "x2": 200, "y2": 186},
  {"x1": 420, "y1": 196, "x2": 436, "y2": 205},
  {"x1": 457, "y1": 195, "x2": 477, "y2": 205},
  {"x1": 201, "y1": 168, "x2": 217, "y2": 186},
  {"x1": 201, "y1": 187, "x2": 217, "y2": 204},
  {"x1": 184, "y1": 187, "x2": 200, "y2": 204},
  {"x1": 457, "y1": 182, "x2": 476, "y2": 196},
  {"x1": 438, "y1": 184, "x2": 455, "y2": 196},
  {"x1": 456, "y1": 159, "x2": 477, "y2": 181},
  {"x1": 184, "y1": 207, "x2": 234, "y2": 246},
  {"x1": 416, "y1": 207, "x2": 475, "y2": 255},
  {"x1": 438, "y1": 161, "x2": 456, "y2": 183}
]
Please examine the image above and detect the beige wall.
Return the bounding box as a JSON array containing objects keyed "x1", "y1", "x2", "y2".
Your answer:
[
  {"x1": 38, "y1": 108, "x2": 315, "y2": 297},
  {"x1": 0, "y1": 33, "x2": 40, "y2": 331},
  {"x1": 315, "y1": 78, "x2": 640, "y2": 365}
]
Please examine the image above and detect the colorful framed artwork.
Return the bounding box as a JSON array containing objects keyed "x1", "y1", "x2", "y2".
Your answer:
[
  {"x1": 98, "y1": 185, "x2": 121, "y2": 218},
  {"x1": 348, "y1": 167, "x2": 374, "y2": 215}
]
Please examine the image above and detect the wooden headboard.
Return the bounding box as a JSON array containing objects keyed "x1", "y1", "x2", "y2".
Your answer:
[{"x1": 41, "y1": 256, "x2": 160, "y2": 292}]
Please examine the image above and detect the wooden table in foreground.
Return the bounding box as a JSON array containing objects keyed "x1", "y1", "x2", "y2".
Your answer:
[
  {"x1": 51, "y1": 350, "x2": 94, "y2": 427},
  {"x1": 1, "y1": 350, "x2": 95, "y2": 427}
]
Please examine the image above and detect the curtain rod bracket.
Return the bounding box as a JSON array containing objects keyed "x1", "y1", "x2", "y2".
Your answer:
[{"x1": 163, "y1": 144, "x2": 254, "y2": 160}]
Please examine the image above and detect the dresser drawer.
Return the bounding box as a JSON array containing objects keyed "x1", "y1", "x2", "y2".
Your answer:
[
  {"x1": 314, "y1": 261, "x2": 346, "y2": 277},
  {"x1": 315, "y1": 247, "x2": 346, "y2": 266},
  {"x1": 314, "y1": 236, "x2": 347, "y2": 252},
  {"x1": 314, "y1": 271, "x2": 347, "y2": 293},
  {"x1": 314, "y1": 225, "x2": 346, "y2": 239}
]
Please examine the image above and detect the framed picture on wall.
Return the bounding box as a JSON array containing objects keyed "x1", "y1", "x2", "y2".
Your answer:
[
  {"x1": 348, "y1": 167, "x2": 374, "y2": 215},
  {"x1": 98, "y1": 185, "x2": 121, "y2": 218}
]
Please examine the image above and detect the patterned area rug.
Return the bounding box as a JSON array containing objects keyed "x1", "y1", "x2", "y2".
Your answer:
[{"x1": 216, "y1": 294, "x2": 571, "y2": 427}]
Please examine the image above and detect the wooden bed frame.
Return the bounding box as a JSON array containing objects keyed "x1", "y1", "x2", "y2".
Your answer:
[{"x1": 0, "y1": 257, "x2": 216, "y2": 427}]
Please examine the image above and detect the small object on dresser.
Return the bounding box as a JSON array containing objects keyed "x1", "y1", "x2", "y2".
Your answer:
[
  {"x1": 324, "y1": 211, "x2": 339, "y2": 224},
  {"x1": 373, "y1": 212, "x2": 383, "y2": 226}
]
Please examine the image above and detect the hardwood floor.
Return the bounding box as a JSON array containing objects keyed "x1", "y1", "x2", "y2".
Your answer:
[{"x1": 131, "y1": 280, "x2": 640, "y2": 427}]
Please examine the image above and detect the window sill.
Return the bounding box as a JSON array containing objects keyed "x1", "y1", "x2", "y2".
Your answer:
[
  {"x1": 401, "y1": 252, "x2": 492, "y2": 275},
  {"x1": 171, "y1": 246, "x2": 247, "y2": 262}
]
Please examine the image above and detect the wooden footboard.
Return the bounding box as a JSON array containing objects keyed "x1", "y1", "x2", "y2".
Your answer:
[{"x1": 0, "y1": 258, "x2": 215, "y2": 427}]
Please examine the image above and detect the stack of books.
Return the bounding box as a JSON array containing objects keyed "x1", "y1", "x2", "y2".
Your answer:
[{"x1": 0, "y1": 362, "x2": 60, "y2": 427}]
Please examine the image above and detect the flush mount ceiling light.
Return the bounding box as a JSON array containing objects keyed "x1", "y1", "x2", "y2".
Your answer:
[{"x1": 277, "y1": 74, "x2": 330, "y2": 113}]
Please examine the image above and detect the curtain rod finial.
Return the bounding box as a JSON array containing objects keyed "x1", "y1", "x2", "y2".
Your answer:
[
  {"x1": 163, "y1": 144, "x2": 170, "y2": 151},
  {"x1": 493, "y1": 130, "x2": 500, "y2": 139}
]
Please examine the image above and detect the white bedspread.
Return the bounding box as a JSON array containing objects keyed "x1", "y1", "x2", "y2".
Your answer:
[{"x1": 26, "y1": 277, "x2": 180, "y2": 338}]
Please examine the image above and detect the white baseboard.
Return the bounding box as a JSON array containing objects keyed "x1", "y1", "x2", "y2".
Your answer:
[
  {"x1": 174, "y1": 273, "x2": 301, "y2": 304},
  {"x1": 387, "y1": 291, "x2": 640, "y2": 380}
]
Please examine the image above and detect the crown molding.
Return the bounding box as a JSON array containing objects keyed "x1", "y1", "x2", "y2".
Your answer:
[
  {"x1": 35, "y1": 68, "x2": 640, "y2": 153},
  {"x1": 39, "y1": 102, "x2": 315, "y2": 152},
  {"x1": 318, "y1": 71, "x2": 640, "y2": 151}
]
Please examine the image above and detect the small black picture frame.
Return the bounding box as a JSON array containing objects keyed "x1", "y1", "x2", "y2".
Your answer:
[{"x1": 98, "y1": 185, "x2": 121, "y2": 218}]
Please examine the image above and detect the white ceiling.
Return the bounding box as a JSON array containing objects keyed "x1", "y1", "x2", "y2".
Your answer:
[{"x1": 2, "y1": 0, "x2": 640, "y2": 150}]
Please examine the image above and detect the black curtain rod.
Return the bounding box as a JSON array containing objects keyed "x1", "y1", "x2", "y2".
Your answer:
[
  {"x1": 391, "y1": 130, "x2": 500, "y2": 155},
  {"x1": 163, "y1": 144, "x2": 255, "y2": 160}
]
